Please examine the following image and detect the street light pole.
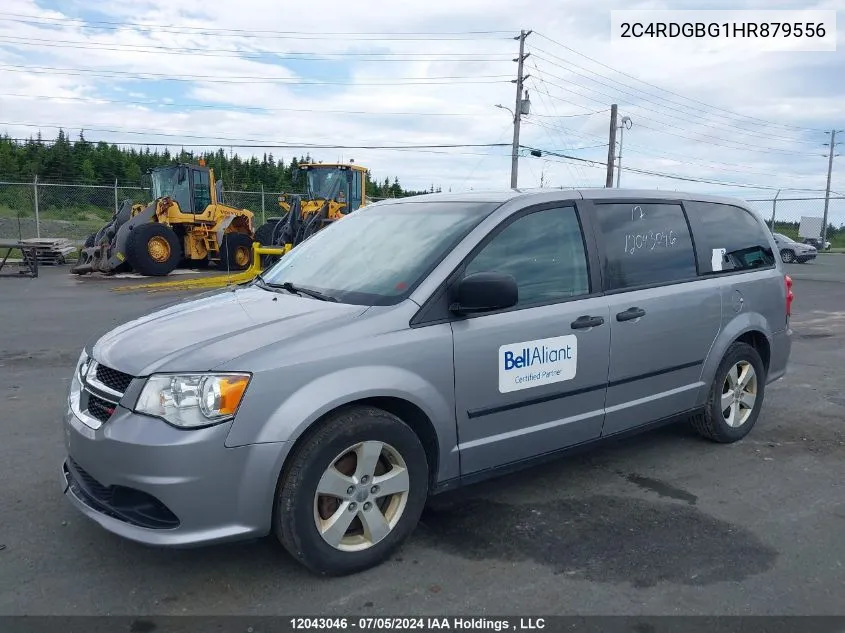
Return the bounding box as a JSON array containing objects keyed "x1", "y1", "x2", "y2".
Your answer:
[{"x1": 616, "y1": 115, "x2": 632, "y2": 188}]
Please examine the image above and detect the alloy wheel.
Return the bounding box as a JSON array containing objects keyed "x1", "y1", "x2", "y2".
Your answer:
[
  {"x1": 721, "y1": 360, "x2": 758, "y2": 428},
  {"x1": 313, "y1": 441, "x2": 410, "y2": 552}
]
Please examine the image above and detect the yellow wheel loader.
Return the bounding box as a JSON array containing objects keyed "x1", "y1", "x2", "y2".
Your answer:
[
  {"x1": 72, "y1": 162, "x2": 256, "y2": 277},
  {"x1": 254, "y1": 162, "x2": 368, "y2": 266}
]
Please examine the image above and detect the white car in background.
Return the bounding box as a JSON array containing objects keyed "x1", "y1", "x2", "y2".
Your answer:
[{"x1": 772, "y1": 232, "x2": 817, "y2": 263}]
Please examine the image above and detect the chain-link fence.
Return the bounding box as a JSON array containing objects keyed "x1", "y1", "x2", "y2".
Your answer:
[
  {"x1": 0, "y1": 179, "x2": 289, "y2": 242},
  {"x1": 2, "y1": 178, "x2": 844, "y2": 248},
  {"x1": 746, "y1": 196, "x2": 845, "y2": 248}
]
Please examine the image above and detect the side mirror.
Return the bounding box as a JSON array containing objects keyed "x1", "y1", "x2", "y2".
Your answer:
[{"x1": 449, "y1": 271, "x2": 518, "y2": 315}]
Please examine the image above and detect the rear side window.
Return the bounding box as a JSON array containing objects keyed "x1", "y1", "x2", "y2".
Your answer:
[
  {"x1": 594, "y1": 202, "x2": 697, "y2": 290},
  {"x1": 686, "y1": 201, "x2": 776, "y2": 273}
]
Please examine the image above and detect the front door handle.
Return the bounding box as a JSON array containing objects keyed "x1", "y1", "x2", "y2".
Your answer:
[
  {"x1": 571, "y1": 315, "x2": 605, "y2": 329},
  {"x1": 616, "y1": 307, "x2": 646, "y2": 322}
]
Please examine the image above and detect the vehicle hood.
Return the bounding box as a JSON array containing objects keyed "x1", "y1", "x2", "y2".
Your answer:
[{"x1": 90, "y1": 286, "x2": 370, "y2": 376}]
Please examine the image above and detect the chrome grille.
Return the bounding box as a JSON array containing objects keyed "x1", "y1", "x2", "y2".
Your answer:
[{"x1": 94, "y1": 363, "x2": 134, "y2": 394}]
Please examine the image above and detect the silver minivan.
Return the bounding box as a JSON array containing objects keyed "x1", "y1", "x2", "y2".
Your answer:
[{"x1": 61, "y1": 189, "x2": 793, "y2": 575}]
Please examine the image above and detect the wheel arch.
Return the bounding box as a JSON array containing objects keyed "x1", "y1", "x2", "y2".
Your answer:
[
  {"x1": 276, "y1": 397, "x2": 441, "y2": 496},
  {"x1": 699, "y1": 315, "x2": 773, "y2": 406}
]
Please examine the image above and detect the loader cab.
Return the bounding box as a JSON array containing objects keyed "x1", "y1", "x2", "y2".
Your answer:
[
  {"x1": 148, "y1": 164, "x2": 213, "y2": 215},
  {"x1": 302, "y1": 163, "x2": 367, "y2": 213}
]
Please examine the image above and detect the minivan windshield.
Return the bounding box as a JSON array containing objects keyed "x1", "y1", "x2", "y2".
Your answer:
[{"x1": 260, "y1": 201, "x2": 497, "y2": 305}]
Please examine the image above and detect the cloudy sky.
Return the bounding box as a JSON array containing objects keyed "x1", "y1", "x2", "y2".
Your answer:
[{"x1": 1, "y1": 0, "x2": 844, "y2": 221}]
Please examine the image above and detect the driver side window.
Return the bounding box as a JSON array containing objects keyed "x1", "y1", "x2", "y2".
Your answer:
[{"x1": 464, "y1": 206, "x2": 589, "y2": 308}]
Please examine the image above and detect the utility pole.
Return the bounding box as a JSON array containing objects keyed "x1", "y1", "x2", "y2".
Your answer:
[
  {"x1": 510, "y1": 30, "x2": 531, "y2": 189},
  {"x1": 616, "y1": 115, "x2": 632, "y2": 188},
  {"x1": 822, "y1": 129, "x2": 841, "y2": 246},
  {"x1": 770, "y1": 189, "x2": 781, "y2": 230},
  {"x1": 605, "y1": 104, "x2": 618, "y2": 187}
]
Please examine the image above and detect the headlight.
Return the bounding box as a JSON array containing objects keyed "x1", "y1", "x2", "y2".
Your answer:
[
  {"x1": 76, "y1": 349, "x2": 90, "y2": 378},
  {"x1": 135, "y1": 373, "x2": 251, "y2": 428},
  {"x1": 69, "y1": 350, "x2": 87, "y2": 408}
]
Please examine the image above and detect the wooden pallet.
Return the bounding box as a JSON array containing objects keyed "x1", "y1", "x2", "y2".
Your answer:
[{"x1": 18, "y1": 238, "x2": 77, "y2": 265}]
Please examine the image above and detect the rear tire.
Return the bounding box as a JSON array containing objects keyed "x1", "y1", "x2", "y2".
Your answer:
[
  {"x1": 218, "y1": 232, "x2": 253, "y2": 271},
  {"x1": 125, "y1": 223, "x2": 181, "y2": 276},
  {"x1": 691, "y1": 342, "x2": 766, "y2": 443},
  {"x1": 273, "y1": 406, "x2": 429, "y2": 576}
]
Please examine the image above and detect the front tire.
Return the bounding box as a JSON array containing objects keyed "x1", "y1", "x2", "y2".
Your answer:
[
  {"x1": 691, "y1": 342, "x2": 766, "y2": 443},
  {"x1": 125, "y1": 223, "x2": 181, "y2": 276},
  {"x1": 273, "y1": 406, "x2": 429, "y2": 576},
  {"x1": 780, "y1": 249, "x2": 795, "y2": 263},
  {"x1": 218, "y1": 232, "x2": 254, "y2": 271}
]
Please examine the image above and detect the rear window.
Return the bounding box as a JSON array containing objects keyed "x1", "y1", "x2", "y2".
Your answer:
[{"x1": 685, "y1": 202, "x2": 776, "y2": 274}]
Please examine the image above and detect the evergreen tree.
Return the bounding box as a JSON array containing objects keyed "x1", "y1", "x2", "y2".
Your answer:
[{"x1": 0, "y1": 132, "x2": 434, "y2": 197}]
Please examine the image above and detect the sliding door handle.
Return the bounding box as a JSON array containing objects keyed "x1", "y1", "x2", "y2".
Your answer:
[
  {"x1": 571, "y1": 315, "x2": 605, "y2": 329},
  {"x1": 616, "y1": 307, "x2": 646, "y2": 322}
]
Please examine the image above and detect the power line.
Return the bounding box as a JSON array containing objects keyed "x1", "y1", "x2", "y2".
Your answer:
[
  {"x1": 532, "y1": 31, "x2": 826, "y2": 134},
  {"x1": 523, "y1": 112, "x2": 829, "y2": 185},
  {"x1": 0, "y1": 93, "x2": 493, "y2": 118},
  {"x1": 0, "y1": 64, "x2": 511, "y2": 85},
  {"x1": 528, "y1": 50, "x2": 819, "y2": 146},
  {"x1": 0, "y1": 35, "x2": 513, "y2": 62},
  {"x1": 524, "y1": 145, "x2": 828, "y2": 192},
  {"x1": 528, "y1": 68, "x2": 818, "y2": 156},
  {"x1": 531, "y1": 109, "x2": 610, "y2": 118},
  {"x1": 0, "y1": 124, "x2": 511, "y2": 150},
  {"x1": 0, "y1": 14, "x2": 512, "y2": 40},
  {"x1": 525, "y1": 71, "x2": 592, "y2": 185}
]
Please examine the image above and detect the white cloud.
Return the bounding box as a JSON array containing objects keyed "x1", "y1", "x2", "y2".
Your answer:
[{"x1": 0, "y1": 0, "x2": 843, "y2": 205}]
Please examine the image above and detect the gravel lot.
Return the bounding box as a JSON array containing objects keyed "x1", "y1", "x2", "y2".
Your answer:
[{"x1": 1, "y1": 257, "x2": 843, "y2": 616}]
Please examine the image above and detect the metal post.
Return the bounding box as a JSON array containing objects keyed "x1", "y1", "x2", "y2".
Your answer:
[
  {"x1": 605, "y1": 104, "x2": 618, "y2": 187},
  {"x1": 261, "y1": 183, "x2": 266, "y2": 224},
  {"x1": 616, "y1": 115, "x2": 632, "y2": 188},
  {"x1": 33, "y1": 174, "x2": 40, "y2": 238},
  {"x1": 510, "y1": 30, "x2": 531, "y2": 189},
  {"x1": 770, "y1": 189, "x2": 780, "y2": 230},
  {"x1": 114, "y1": 178, "x2": 119, "y2": 214},
  {"x1": 822, "y1": 129, "x2": 840, "y2": 246}
]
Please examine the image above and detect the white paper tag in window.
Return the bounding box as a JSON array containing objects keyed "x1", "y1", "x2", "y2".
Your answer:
[{"x1": 711, "y1": 248, "x2": 727, "y2": 271}]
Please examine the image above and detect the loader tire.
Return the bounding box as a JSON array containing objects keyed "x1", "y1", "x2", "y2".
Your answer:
[
  {"x1": 126, "y1": 223, "x2": 181, "y2": 276},
  {"x1": 218, "y1": 232, "x2": 254, "y2": 271},
  {"x1": 84, "y1": 233, "x2": 95, "y2": 248},
  {"x1": 254, "y1": 220, "x2": 286, "y2": 268}
]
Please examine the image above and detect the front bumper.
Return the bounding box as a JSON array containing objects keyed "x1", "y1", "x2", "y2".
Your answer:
[
  {"x1": 60, "y1": 404, "x2": 291, "y2": 547},
  {"x1": 797, "y1": 251, "x2": 817, "y2": 261}
]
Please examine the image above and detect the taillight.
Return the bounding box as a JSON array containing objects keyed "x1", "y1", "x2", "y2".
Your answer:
[{"x1": 785, "y1": 274, "x2": 794, "y2": 318}]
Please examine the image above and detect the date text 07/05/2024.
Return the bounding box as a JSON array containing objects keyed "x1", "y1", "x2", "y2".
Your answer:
[{"x1": 288, "y1": 617, "x2": 548, "y2": 631}]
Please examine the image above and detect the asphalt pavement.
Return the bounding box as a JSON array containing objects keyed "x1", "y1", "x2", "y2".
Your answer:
[{"x1": 1, "y1": 257, "x2": 843, "y2": 616}]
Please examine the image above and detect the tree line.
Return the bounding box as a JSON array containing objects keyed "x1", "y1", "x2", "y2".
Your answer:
[{"x1": 0, "y1": 131, "x2": 437, "y2": 198}]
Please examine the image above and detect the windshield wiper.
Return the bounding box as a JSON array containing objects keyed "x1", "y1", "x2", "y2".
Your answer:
[
  {"x1": 273, "y1": 281, "x2": 338, "y2": 302},
  {"x1": 251, "y1": 272, "x2": 274, "y2": 290}
]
